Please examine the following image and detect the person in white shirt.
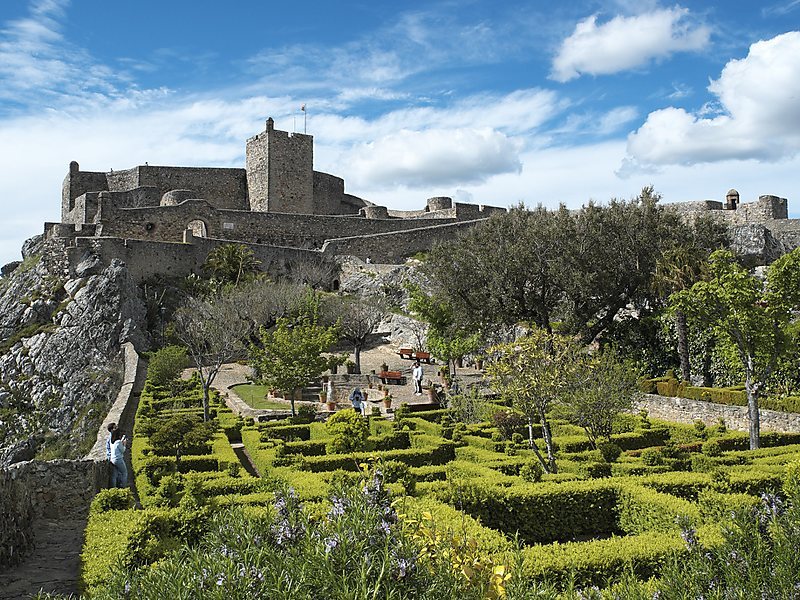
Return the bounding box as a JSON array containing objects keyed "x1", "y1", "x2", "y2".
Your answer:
[
  {"x1": 412, "y1": 361, "x2": 424, "y2": 395},
  {"x1": 109, "y1": 429, "x2": 128, "y2": 488}
]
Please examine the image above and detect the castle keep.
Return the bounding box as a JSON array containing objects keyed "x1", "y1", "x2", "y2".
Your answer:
[{"x1": 51, "y1": 119, "x2": 506, "y2": 283}]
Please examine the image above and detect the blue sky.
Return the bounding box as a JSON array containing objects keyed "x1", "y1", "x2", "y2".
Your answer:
[{"x1": 1, "y1": 0, "x2": 799, "y2": 265}]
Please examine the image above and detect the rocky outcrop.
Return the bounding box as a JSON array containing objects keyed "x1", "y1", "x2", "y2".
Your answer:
[
  {"x1": 730, "y1": 223, "x2": 786, "y2": 266},
  {"x1": 0, "y1": 246, "x2": 147, "y2": 467}
]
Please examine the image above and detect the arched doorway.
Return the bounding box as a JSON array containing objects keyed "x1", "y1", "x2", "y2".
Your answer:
[{"x1": 187, "y1": 219, "x2": 207, "y2": 238}]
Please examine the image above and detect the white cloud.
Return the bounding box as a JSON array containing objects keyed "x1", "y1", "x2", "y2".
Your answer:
[
  {"x1": 550, "y1": 7, "x2": 710, "y2": 82},
  {"x1": 625, "y1": 31, "x2": 800, "y2": 166},
  {"x1": 343, "y1": 128, "x2": 522, "y2": 189}
]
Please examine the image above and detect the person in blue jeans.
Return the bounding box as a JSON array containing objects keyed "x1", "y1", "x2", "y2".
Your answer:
[{"x1": 109, "y1": 429, "x2": 128, "y2": 488}]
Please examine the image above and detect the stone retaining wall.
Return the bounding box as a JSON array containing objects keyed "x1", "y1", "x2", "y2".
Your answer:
[
  {"x1": 0, "y1": 459, "x2": 106, "y2": 566},
  {"x1": 636, "y1": 393, "x2": 800, "y2": 433},
  {"x1": 0, "y1": 343, "x2": 144, "y2": 568}
]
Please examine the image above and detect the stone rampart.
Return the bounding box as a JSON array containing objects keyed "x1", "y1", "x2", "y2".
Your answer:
[
  {"x1": 0, "y1": 459, "x2": 107, "y2": 567},
  {"x1": 67, "y1": 236, "x2": 322, "y2": 283},
  {"x1": 635, "y1": 393, "x2": 800, "y2": 433},
  {"x1": 91, "y1": 199, "x2": 464, "y2": 249},
  {"x1": 320, "y1": 219, "x2": 488, "y2": 263}
]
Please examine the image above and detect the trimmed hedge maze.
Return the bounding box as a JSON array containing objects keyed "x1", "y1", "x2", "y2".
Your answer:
[{"x1": 82, "y1": 376, "x2": 800, "y2": 596}]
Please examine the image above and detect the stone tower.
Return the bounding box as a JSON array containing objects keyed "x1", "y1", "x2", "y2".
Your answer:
[{"x1": 245, "y1": 117, "x2": 314, "y2": 214}]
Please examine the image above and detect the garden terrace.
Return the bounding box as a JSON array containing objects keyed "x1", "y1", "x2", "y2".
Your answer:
[{"x1": 78, "y1": 371, "x2": 800, "y2": 596}]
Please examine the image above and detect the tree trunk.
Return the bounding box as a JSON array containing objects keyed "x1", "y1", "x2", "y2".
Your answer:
[
  {"x1": 527, "y1": 418, "x2": 551, "y2": 474},
  {"x1": 202, "y1": 384, "x2": 211, "y2": 422},
  {"x1": 539, "y1": 409, "x2": 558, "y2": 474},
  {"x1": 290, "y1": 387, "x2": 298, "y2": 418},
  {"x1": 675, "y1": 310, "x2": 691, "y2": 382},
  {"x1": 702, "y1": 339, "x2": 713, "y2": 387},
  {"x1": 354, "y1": 345, "x2": 362, "y2": 373},
  {"x1": 745, "y1": 358, "x2": 760, "y2": 450}
]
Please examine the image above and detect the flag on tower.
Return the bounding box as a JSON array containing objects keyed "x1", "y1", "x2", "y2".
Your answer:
[{"x1": 301, "y1": 104, "x2": 306, "y2": 112}]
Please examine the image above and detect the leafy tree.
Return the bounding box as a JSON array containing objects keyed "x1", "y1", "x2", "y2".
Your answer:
[
  {"x1": 407, "y1": 284, "x2": 480, "y2": 378},
  {"x1": 422, "y1": 204, "x2": 570, "y2": 333},
  {"x1": 672, "y1": 248, "x2": 800, "y2": 449},
  {"x1": 249, "y1": 315, "x2": 342, "y2": 417},
  {"x1": 486, "y1": 330, "x2": 578, "y2": 473},
  {"x1": 203, "y1": 244, "x2": 261, "y2": 286},
  {"x1": 325, "y1": 409, "x2": 369, "y2": 454},
  {"x1": 172, "y1": 292, "x2": 249, "y2": 421},
  {"x1": 558, "y1": 348, "x2": 642, "y2": 447},
  {"x1": 323, "y1": 293, "x2": 388, "y2": 373},
  {"x1": 148, "y1": 415, "x2": 216, "y2": 463},
  {"x1": 146, "y1": 345, "x2": 188, "y2": 389},
  {"x1": 653, "y1": 245, "x2": 709, "y2": 381}
]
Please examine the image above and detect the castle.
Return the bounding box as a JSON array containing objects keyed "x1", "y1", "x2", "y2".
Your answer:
[
  {"x1": 27, "y1": 119, "x2": 800, "y2": 284},
  {"x1": 49, "y1": 118, "x2": 506, "y2": 284}
]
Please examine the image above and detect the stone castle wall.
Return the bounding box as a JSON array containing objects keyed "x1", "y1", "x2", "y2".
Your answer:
[
  {"x1": 62, "y1": 164, "x2": 249, "y2": 218},
  {"x1": 89, "y1": 199, "x2": 462, "y2": 249},
  {"x1": 66, "y1": 236, "x2": 322, "y2": 284},
  {"x1": 636, "y1": 394, "x2": 800, "y2": 433},
  {"x1": 321, "y1": 219, "x2": 489, "y2": 263}
]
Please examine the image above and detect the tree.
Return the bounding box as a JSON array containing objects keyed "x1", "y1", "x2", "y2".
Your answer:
[
  {"x1": 672, "y1": 248, "x2": 800, "y2": 449},
  {"x1": 486, "y1": 330, "x2": 578, "y2": 473},
  {"x1": 653, "y1": 245, "x2": 709, "y2": 381},
  {"x1": 407, "y1": 284, "x2": 480, "y2": 379},
  {"x1": 148, "y1": 414, "x2": 216, "y2": 463},
  {"x1": 559, "y1": 348, "x2": 642, "y2": 447},
  {"x1": 172, "y1": 292, "x2": 249, "y2": 421},
  {"x1": 249, "y1": 315, "x2": 342, "y2": 417},
  {"x1": 323, "y1": 293, "x2": 388, "y2": 373},
  {"x1": 146, "y1": 345, "x2": 188, "y2": 389},
  {"x1": 422, "y1": 204, "x2": 570, "y2": 333},
  {"x1": 203, "y1": 244, "x2": 261, "y2": 286}
]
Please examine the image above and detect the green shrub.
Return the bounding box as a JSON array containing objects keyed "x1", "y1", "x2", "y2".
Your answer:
[
  {"x1": 616, "y1": 485, "x2": 700, "y2": 535},
  {"x1": 325, "y1": 409, "x2": 369, "y2": 454},
  {"x1": 146, "y1": 346, "x2": 188, "y2": 389},
  {"x1": 90, "y1": 488, "x2": 135, "y2": 515},
  {"x1": 641, "y1": 447, "x2": 665, "y2": 466},
  {"x1": 520, "y1": 460, "x2": 544, "y2": 483},
  {"x1": 598, "y1": 441, "x2": 623, "y2": 463},
  {"x1": 299, "y1": 442, "x2": 457, "y2": 473},
  {"x1": 382, "y1": 460, "x2": 416, "y2": 495},
  {"x1": 258, "y1": 423, "x2": 311, "y2": 442},
  {"x1": 433, "y1": 479, "x2": 619, "y2": 545},
  {"x1": 581, "y1": 462, "x2": 612, "y2": 479},
  {"x1": 703, "y1": 439, "x2": 723, "y2": 457}
]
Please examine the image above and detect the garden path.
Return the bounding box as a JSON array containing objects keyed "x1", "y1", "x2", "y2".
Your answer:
[{"x1": 0, "y1": 518, "x2": 84, "y2": 600}]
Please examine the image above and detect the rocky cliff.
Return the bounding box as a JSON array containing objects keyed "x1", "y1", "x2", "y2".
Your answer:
[{"x1": 0, "y1": 238, "x2": 147, "y2": 466}]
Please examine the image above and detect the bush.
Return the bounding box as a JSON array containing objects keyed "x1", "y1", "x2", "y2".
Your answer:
[
  {"x1": 491, "y1": 410, "x2": 527, "y2": 440},
  {"x1": 520, "y1": 461, "x2": 544, "y2": 483},
  {"x1": 382, "y1": 460, "x2": 416, "y2": 495},
  {"x1": 146, "y1": 346, "x2": 188, "y2": 389},
  {"x1": 581, "y1": 462, "x2": 612, "y2": 479},
  {"x1": 641, "y1": 447, "x2": 665, "y2": 466},
  {"x1": 90, "y1": 488, "x2": 135, "y2": 514},
  {"x1": 326, "y1": 409, "x2": 369, "y2": 454},
  {"x1": 258, "y1": 423, "x2": 311, "y2": 442},
  {"x1": 598, "y1": 441, "x2": 623, "y2": 463},
  {"x1": 703, "y1": 439, "x2": 723, "y2": 457}
]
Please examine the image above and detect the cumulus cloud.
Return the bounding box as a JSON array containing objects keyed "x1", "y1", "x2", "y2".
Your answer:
[
  {"x1": 343, "y1": 128, "x2": 522, "y2": 188},
  {"x1": 550, "y1": 7, "x2": 710, "y2": 82},
  {"x1": 625, "y1": 31, "x2": 800, "y2": 166}
]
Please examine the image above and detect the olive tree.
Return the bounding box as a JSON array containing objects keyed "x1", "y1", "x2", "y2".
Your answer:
[
  {"x1": 486, "y1": 330, "x2": 578, "y2": 473},
  {"x1": 672, "y1": 248, "x2": 800, "y2": 449}
]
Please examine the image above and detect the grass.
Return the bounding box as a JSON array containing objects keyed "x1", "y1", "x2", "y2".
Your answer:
[{"x1": 231, "y1": 384, "x2": 298, "y2": 410}]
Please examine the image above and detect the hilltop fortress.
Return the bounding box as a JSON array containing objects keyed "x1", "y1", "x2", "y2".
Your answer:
[
  {"x1": 46, "y1": 118, "x2": 505, "y2": 284},
  {"x1": 22, "y1": 118, "x2": 800, "y2": 283}
]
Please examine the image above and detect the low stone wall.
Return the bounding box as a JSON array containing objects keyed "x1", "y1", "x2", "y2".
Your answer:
[
  {"x1": 0, "y1": 459, "x2": 106, "y2": 566},
  {"x1": 86, "y1": 341, "x2": 143, "y2": 460},
  {"x1": 0, "y1": 343, "x2": 144, "y2": 568},
  {"x1": 636, "y1": 393, "x2": 800, "y2": 433}
]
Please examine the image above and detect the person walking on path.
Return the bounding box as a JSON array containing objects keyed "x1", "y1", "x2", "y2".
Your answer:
[
  {"x1": 109, "y1": 429, "x2": 128, "y2": 488},
  {"x1": 412, "y1": 360, "x2": 424, "y2": 395},
  {"x1": 350, "y1": 387, "x2": 365, "y2": 415}
]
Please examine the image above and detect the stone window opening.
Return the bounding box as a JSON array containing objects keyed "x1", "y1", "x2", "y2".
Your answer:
[{"x1": 187, "y1": 219, "x2": 207, "y2": 238}]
